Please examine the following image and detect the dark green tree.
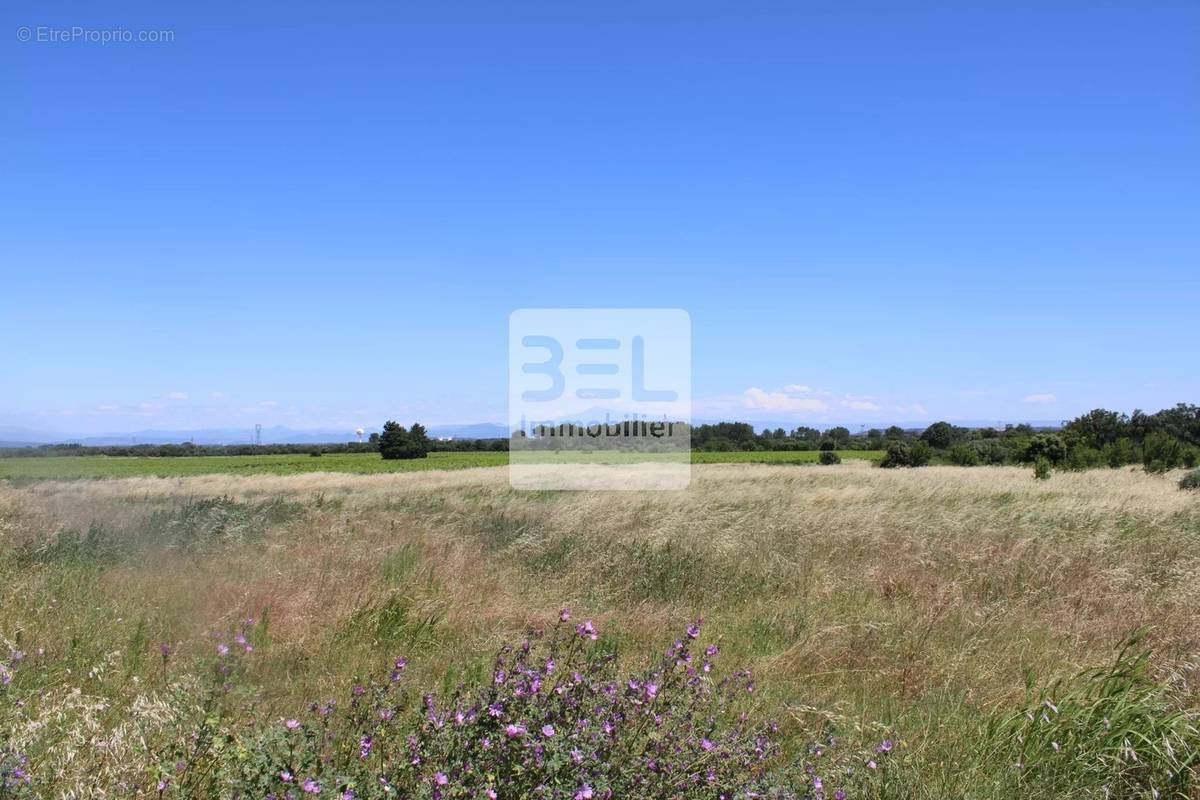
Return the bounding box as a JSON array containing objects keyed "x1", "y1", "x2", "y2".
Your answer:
[
  {"x1": 1024, "y1": 433, "x2": 1067, "y2": 465},
  {"x1": 825, "y1": 426, "x2": 851, "y2": 447},
  {"x1": 1062, "y1": 409, "x2": 1128, "y2": 450},
  {"x1": 920, "y1": 421, "x2": 964, "y2": 450},
  {"x1": 378, "y1": 421, "x2": 411, "y2": 460},
  {"x1": 407, "y1": 423, "x2": 431, "y2": 458}
]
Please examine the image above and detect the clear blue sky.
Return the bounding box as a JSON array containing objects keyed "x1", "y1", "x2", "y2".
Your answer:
[{"x1": 3, "y1": 1, "x2": 1197, "y2": 434}]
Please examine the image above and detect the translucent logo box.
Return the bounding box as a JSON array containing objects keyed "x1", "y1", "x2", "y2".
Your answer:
[{"x1": 508, "y1": 309, "x2": 691, "y2": 490}]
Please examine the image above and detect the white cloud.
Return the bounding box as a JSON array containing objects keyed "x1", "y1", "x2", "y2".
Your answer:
[
  {"x1": 843, "y1": 398, "x2": 882, "y2": 412},
  {"x1": 1022, "y1": 393, "x2": 1057, "y2": 404},
  {"x1": 165, "y1": 391, "x2": 189, "y2": 401},
  {"x1": 781, "y1": 384, "x2": 812, "y2": 395},
  {"x1": 742, "y1": 387, "x2": 830, "y2": 413},
  {"x1": 96, "y1": 404, "x2": 119, "y2": 413},
  {"x1": 258, "y1": 400, "x2": 280, "y2": 408},
  {"x1": 210, "y1": 391, "x2": 226, "y2": 399}
]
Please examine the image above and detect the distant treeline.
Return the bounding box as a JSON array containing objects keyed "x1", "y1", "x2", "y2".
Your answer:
[
  {"x1": 691, "y1": 405, "x2": 1199, "y2": 472},
  {"x1": 0, "y1": 438, "x2": 507, "y2": 459},
  {"x1": 4, "y1": 404, "x2": 1196, "y2": 472}
]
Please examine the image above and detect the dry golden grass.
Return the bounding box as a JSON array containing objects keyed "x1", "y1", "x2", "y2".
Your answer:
[
  {"x1": 3, "y1": 462, "x2": 1199, "y2": 797},
  {"x1": 5, "y1": 464, "x2": 1198, "y2": 709}
]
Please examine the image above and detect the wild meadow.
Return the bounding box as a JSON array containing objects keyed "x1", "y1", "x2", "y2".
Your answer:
[
  {"x1": 2, "y1": 462, "x2": 1199, "y2": 798},
  {"x1": 0, "y1": 450, "x2": 883, "y2": 481}
]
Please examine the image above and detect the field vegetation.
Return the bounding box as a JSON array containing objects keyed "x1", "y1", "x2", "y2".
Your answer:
[
  {"x1": 2, "y1": 463, "x2": 1199, "y2": 797},
  {"x1": 0, "y1": 450, "x2": 883, "y2": 480}
]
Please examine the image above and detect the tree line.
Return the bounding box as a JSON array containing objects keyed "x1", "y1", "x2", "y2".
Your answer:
[{"x1": 3, "y1": 404, "x2": 1197, "y2": 472}]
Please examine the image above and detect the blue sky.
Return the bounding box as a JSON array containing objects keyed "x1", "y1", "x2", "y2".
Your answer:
[{"x1": 2, "y1": 1, "x2": 1197, "y2": 434}]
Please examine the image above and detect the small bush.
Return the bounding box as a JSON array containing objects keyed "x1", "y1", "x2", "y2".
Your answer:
[
  {"x1": 948, "y1": 443, "x2": 979, "y2": 466},
  {"x1": 1024, "y1": 434, "x2": 1067, "y2": 465},
  {"x1": 879, "y1": 440, "x2": 931, "y2": 468},
  {"x1": 1180, "y1": 469, "x2": 1200, "y2": 491},
  {"x1": 309, "y1": 449, "x2": 323, "y2": 457},
  {"x1": 1143, "y1": 430, "x2": 1185, "y2": 473},
  {"x1": 1033, "y1": 457, "x2": 1052, "y2": 480},
  {"x1": 1063, "y1": 446, "x2": 1103, "y2": 471},
  {"x1": 818, "y1": 439, "x2": 836, "y2": 452},
  {"x1": 818, "y1": 450, "x2": 841, "y2": 465}
]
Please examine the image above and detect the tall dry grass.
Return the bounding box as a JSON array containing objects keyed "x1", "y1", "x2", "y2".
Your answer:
[{"x1": 2, "y1": 463, "x2": 1198, "y2": 796}]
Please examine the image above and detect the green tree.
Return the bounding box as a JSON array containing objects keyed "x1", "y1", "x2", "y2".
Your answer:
[
  {"x1": 1024, "y1": 433, "x2": 1067, "y2": 465},
  {"x1": 879, "y1": 440, "x2": 931, "y2": 468},
  {"x1": 407, "y1": 422, "x2": 431, "y2": 459},
  {"x1": 378, "y1": 421, "x2": 411, "y2": 460},
  {"x1": 1062, "y1": 409, "x2": 1129, "y2": 450},
  {"x1": 1152, "y1": 403, "x2": 1200, "y2": 447},
  {"x1": 1142, "y1": 430, "x2": 1184, "y2": 473},
  {"x1": 920, "y1": 421, "x2": 964, "y2": 450},
  {"x1": 826, "y1": 426, "x2": 851, "y2": 447}
]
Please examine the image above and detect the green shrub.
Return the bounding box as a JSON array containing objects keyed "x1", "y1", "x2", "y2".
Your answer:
[
  {"x1": 818, "y1": 439, "x2": 836, "y2": 452},
  {"x1": 1143, "y1": 430, "x2": 1185, "y2": 473},
  {"x1": 818, "y1": 450, "x2": 841, "y2": 465},
  {"x1": 879, "y1": 440, "x2": 931, "y2": 468},
  {"x1": 1033, "y1": 457, "x2": 1052, "y2": 480},
  {"x1": 973, "y1": 439, "x2": 1013, "y2": 465},
  {"x1": 1102, "y1": 438, "x2": 1137, "y2": 468},
  {"x1": 949, "y1": 443, "x2": 979, "y2": 466},
  {"x1": 1063, "y1": 446, "x2": 1103, "y2": 471},
  {"x1": 1025, "y1": 434, "x2": 1067, "y2": 465},
  {"x1": 1179, "y1": 469, "x2": 1200, "y2": 491}
]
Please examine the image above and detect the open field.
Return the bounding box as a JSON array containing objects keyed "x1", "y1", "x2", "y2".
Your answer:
[
  {"x1": 2, "y1": 463, "x2": 1198, "y2": 797},
  {"x1": 0, "y1": 449, "x2": 883, "y2": 480}
]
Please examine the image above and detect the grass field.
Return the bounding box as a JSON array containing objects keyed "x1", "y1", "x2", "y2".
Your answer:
[
  {"x1": 0, "y1": 449, "x2": 883, "y2": 479},
  {"x1": 2, "y1": 463, "x2": 1197, "y2": 797}
]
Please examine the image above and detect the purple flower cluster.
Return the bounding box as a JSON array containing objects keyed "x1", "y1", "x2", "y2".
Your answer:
[
  {"x1": 218, "y1": 611, "x2": 891, "y2": 799},
  {"x1": 1, "y1": 750, "x2": 31, "y2": 792}
]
